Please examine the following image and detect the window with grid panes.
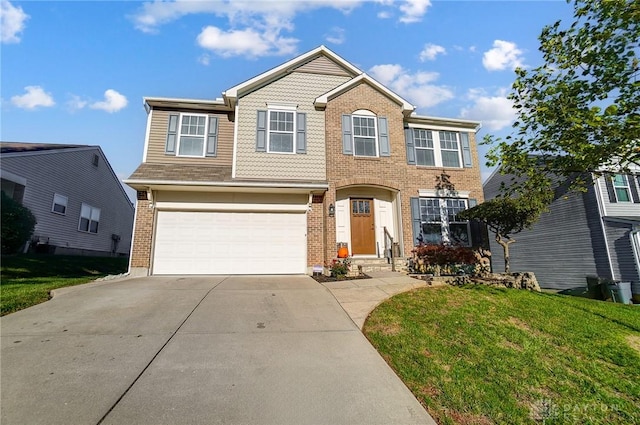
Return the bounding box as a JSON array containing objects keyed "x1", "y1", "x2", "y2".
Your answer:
[
  {"x1": 413, "y1": 129, "x2": 435, "y2": 166},
  {"x1": 439, "y1": 131, "x2": 461, "y2": 167}
]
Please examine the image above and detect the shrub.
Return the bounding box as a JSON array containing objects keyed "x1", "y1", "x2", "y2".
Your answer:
[
  {"x1": 1, "y1": 192, "x2": 37, "y2": 255},
  {"x1": 409, "y1": 244, "x2": 480, "y2": 276},
  {"x1": 329, "y1": 257, "x2": 351, "y2": 278}
]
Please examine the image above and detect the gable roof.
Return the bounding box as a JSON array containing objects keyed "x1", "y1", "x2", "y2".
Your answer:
[
  {"x1": 222, "y1": 45, "x2": 361, "y2": 108},
  {"x1": 314, "y1": 73, "x2": 415, "y2": 115}
]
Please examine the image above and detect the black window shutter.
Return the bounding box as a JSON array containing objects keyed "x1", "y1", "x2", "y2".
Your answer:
[{"x1": 604, "y1": 174, "x2": 617, "y2": 203}]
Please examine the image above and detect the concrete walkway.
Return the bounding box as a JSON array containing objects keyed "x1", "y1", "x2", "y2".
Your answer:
[
  {"x1": 320, "y1": 271, "x2": 429, "y2": 329},
  {"x1": 1, "y1": 275, "x2": 436, "y2": 425}
]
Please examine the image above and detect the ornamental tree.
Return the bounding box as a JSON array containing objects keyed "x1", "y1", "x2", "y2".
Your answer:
[
  {"x1": 458, "y1": 195, "x2": 549, "y2": 273},
  {"x1": 485, "y1": 0, "x2": 640, "y2": 196}
]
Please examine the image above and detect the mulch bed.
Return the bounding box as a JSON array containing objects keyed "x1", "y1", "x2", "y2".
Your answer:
[{"x1": 311, "y1": 273, "x2": 371, "y2": 283}]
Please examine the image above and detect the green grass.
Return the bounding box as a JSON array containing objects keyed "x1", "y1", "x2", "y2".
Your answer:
[
  {"x1": 363, "y1": 285, "x2": 640, "y2": 425},
  {"x1": 1, "y1": 255, "x2": 128, "y2": 316}
]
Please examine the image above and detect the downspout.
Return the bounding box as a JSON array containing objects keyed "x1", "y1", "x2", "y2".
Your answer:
[
  {"x1": 593, "y1": 177, "x2": 616, "y2": 280},
  {"x1": 630, "y1": 226, "x2": 640, "y2": 283}
]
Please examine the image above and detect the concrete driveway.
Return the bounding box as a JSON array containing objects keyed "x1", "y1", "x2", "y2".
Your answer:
[{"x1": 1, "y1": 275, "x2": 435, "y2": 425}]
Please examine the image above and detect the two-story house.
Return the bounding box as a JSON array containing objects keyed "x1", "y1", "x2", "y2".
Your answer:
[
  {"x1": 125, "y1": 46, "x2": 484, "y2": 276},
  {"x1": 484, "y1": 166, "x2": 640, "y2": 290}
]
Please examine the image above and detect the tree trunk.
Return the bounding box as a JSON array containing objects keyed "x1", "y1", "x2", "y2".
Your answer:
[{"x1": 495, "y1": 234, "x2": 515, "y2": 273}]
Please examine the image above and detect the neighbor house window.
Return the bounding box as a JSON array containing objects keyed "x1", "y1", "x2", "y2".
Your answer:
[
  {"x1": 439, "y1": 131, "x2": 461, "y2": 168},
  {"x1": 418, "y1": 198, "x2": 469, "y2": 245},
  {"x1": 51, "y1": 193, "x2": 68, "y2": 215},
  {"x1": 268, "y1": 110, "x2": 295, "y2": 153},
  {"x1": 413, "y1": 129, "x2": 435, "y2": 166},
  {"x1": 353, "y1": 115, "x2": 377, "y2": 157},
  {"x1": 612, "y1": 174, "x2": 631, "y2": 202},
  {"x1": 79, "y1": 203, "x2": 100, "y2": 234}
]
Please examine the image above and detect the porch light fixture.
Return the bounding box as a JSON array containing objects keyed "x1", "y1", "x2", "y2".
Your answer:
[{"x1": 328, "y1": 203, "x2": 335, "y2": 217}]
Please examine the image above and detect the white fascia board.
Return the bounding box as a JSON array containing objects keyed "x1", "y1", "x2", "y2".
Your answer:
[
  {"x1": 407, "y1": 114, "x2": 481, "y2": 131},
  {"x1": 144, "y1": 97, "x2": 229, "y2": 111},
  {"x1": 314, "y1": 74, "x2": 415, "y2": 113},
  {"x1": 223, "y1": 45, "x2": 362, "y2": 102},
  {"x1": 142, "y1": 108, "x2": 153, "y2": 163},
  {"x1": 123, "y1": 179, "x2": 329, "y2": 191},
  {"x1": 1, "y1": 168, "x2": 27, "y2": 186}
]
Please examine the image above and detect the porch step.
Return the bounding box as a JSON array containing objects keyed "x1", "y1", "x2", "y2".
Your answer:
[{"x1": 350, "y1": 257, "x2": 408, "y2": 274}]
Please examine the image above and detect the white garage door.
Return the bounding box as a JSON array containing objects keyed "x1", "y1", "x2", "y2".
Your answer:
[{"x1": 153, "y1": 211, "x2": 307, "y2": 275}]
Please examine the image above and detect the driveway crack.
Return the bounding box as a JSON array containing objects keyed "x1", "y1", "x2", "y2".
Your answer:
[{"x1": 95, "y1": 277, "x2": 227, "y2": 425}]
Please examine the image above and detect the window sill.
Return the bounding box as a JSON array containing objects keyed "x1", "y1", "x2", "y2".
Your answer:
[{"x1": 353, "y1": 156, "x2": 381, "y2": 161}]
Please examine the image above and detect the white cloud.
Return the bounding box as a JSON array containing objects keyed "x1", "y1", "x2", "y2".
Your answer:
[
  {"x1": 398, "y1": 0, "x2": 431, "y2": 23},
  {"x1": 67, "y1": 95, "x2": 88, "y2": 112},
  {"x1": 1, "y1": 0, "x2": 29, "y2": 44},
  {"x1": 131, "y1": 0, "x2": 361, "y2": 58},
  {"x1": 11, "y1": 86, "x2": 55, "y2": 109},
  {"x1": 482, "y1": 40, "x2": 524, "y2": 71},
  {"x1": 197, "y1": 25, "x2": 297, "y2": 58},
  {"x1": 369, "y1": 64, "x2": 453, "y2": 109},
  {"x1": 198, "y1": 53, "x2": 211, "y2": 66},
  {"x1": 325, "y1": 27, "x2": 345, "y2": 45},
  {"x1": 460, "y1": 88, "x2": 515, "y2": 131},
  {"x1": 90, "y1": 89, "x2": 128, "y2": 113},
  {"x1": 377, "y1": 10, "x2": 391, "y2": 19},
  {"x1": 419, "y1": 43, "x2": 445, "y2": 61}
]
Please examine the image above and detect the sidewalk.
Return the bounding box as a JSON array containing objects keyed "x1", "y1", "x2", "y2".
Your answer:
[{"x1": 320, "y1": 271, "x2": 429, "y2": 328}]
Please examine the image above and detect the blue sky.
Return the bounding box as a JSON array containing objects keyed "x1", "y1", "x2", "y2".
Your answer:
[{"x1": 1, "y1": 0, "x2": 575, "y2": 199}]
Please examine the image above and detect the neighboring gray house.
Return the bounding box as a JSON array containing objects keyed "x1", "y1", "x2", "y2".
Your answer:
[
  {"x1": 0, "y1": 142, "x2": 134, "y2": 256},
  {"x1": 484, "y1": 167, "x2": 640, "y2": 290}
]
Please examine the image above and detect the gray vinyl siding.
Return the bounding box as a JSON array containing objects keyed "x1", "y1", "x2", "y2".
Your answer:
[
  {"x1": 0, "y1": 148, "x2": 134, "y2": 255},
  {"x1": 604, "y1": 220, "x2": 640, "y2": 283},
  {"x1": 484, "y1": 171, "x2": 599, "y2": 290},
  {"x1": 145, "y1": 108, "x2": 234, "y2": 165}
]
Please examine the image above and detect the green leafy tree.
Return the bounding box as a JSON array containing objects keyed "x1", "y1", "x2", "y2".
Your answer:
[
  {"x1": 485, "y1": 0, "x2": 640, "y2": 195},
  {"x1": 458, "y1": 196, "x2": 549, "y2": 273},
  {"x1": 1, "y1": 192, "x2": 37, "y2": 255}
]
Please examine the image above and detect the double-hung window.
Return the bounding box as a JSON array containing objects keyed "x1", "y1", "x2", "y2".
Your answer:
[
  {"x1": 268, "y1": 110, "x2": 295, "y2": 153},
  {"x1": 256, "y1": 105, "x2": 306, "y2": 154},
  {"x1": 165, "y1": 113, "x2": 219, "y2": 157},
  {"x1": 417, "y1": 198, "x2": 470, "y2": 245},
  {"x1": 341, "y1": 111, "x2": 390, "y2": 157},
  {"x1": 413, "y1": 129, "x2": 435, "y2": 166},
  {"x1": 79, "y1": 203, "x2": 100, "y2": 234},
  {"x1": 406, "y1": 128, "x2": 471, "y2": 168},
  {"x1": 51, "y1": 193, "x2": 68, "y2": 215},
  {"x1": 353, "y1": 115, "x2": 377, "y2": 157},
  {"x1": 439, "y1": 131, "x2": 461, "y2": 167},
  {"x1": 178, "y1": 114, "x2": 207, "y2": 156},
  {"x1": 612, "y1": 174, "x2": 631, "y2": 202}
]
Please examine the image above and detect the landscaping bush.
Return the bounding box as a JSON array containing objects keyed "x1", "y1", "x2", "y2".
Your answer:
[
  {"x1": 409, "y1": 244, "x2": 481, "y2": 276},
  {"x1": 1, "y1": 192, "x2": 36, "y2": 255}
]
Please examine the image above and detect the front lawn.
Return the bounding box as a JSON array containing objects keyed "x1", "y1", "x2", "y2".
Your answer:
[
  {"x1": 1, "y1": 255, "x2": 128, "y2": 316},
  {"x1": 364, "y1": 285, "x2": 640, "y2": 425}
]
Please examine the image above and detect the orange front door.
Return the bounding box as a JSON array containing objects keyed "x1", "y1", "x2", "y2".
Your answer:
[{"x1": 350, "y1": 199, "x2": 375, "y2": 255}]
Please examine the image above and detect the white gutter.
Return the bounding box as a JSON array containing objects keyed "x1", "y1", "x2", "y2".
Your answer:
[
  {"x1": 594, "y1": 176, "x2": 616, "y2": 280},
  {"x1": 630, "y1": 226, "x2": 640, "y2": 283},
  {"x1": 123, "y1": 178, "x2": 329, "y2": 190}
]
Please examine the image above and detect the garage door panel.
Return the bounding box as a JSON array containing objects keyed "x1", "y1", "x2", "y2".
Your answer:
[{"x1": 153, "y1": 211, "x2": 306, "y2": 275}]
